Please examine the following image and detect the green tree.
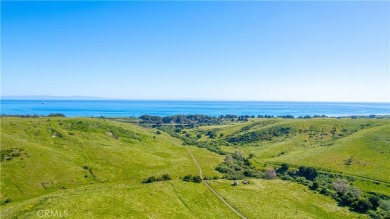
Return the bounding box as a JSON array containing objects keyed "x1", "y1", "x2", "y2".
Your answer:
[
  {"x1": 183, "y1": 175, "x2": 192, "y2": 182},
  {"x1": 192, "y1": 176, "x2": 202, "y2": 183},
  {"x1": 352, "y1": 199, "x2": 373, "y2": 213},
  {"x1": 161, "y1": 174, "x2": 172, "y2": 181}
]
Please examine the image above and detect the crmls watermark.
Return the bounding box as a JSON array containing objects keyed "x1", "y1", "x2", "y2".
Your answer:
[{"x1": 37, "y1": 210, "x2": 69, "y2": 218}]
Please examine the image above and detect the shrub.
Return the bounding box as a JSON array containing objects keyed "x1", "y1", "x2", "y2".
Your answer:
[
  {"x1": 183, "y1": 175, "x2": 193, "y2": 182},
  {"x1": 295, "y1": 176, "x2": 310, "y2": 186},
  {"x1": 280, "y1": 174, "x2": 292, "y2": 181},
  {"x1": 311, "y1": 181, "x2": 319, "y2": 190},
  {"x1": 298, "y1": 166, "x2": 318, "y2": 180},
  {"x1": 161, "y1": 174, "x2": 172, "y2": 181},
  {"x1": 332, "y1": 178, "x2": 349, "y2": 194},
  {"x1": 143, "y1": 176, "x2": 158, "y2": 183},
  {"x1": 340, "y1": 192, "x2": 356, "y2": 206},
  {"x1": 192, "y1": 176, "x2": 202, "y2": 183},
  {"x1": 215, "y1": 164, "x2": 230, "y2": 174},
  {"x1": 352, "y1": 198, "x2": 373, "y2": 213},
  {"x1": 182, "y1": 175, "x2": 202, "y2": 183},
  {"x1": 278, "y1": 163, "x2": 289, "y2": 174},
  {"x1": 143, "y1": 174, "x2": 172, "y2": 183},
  {"x1": 232, "y1": 150, "x2": 244, "y2": 160},
  {"x1": 367, "y1": 210, "x2": 380, "y2": 219},
  {"x1": 265, "y1": 167, "x2": 277, "y2": 179},
  {"x1": 368, "y1": 195, "x2": 380, "y2": 210}
]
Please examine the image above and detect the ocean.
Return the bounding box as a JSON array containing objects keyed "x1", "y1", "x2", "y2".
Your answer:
[{"x1": 0, "y1": 100, "x2": 389, "y2": 117}]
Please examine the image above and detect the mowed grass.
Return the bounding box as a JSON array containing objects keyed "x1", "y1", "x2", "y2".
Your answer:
[
  {"x1": 0, "y1": 117, "x2": 209, "y2": 203},
  {"x1": 1, "y1": 180, "x2": 239, "y2": 219},
  {"x1": 208, "y1": 179, "x2": 366, "y2": 219}
]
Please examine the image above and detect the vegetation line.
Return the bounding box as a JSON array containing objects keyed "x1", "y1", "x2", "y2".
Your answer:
[
  {"x1": 184, "y1": 146, "x2": 248, "y2": 219},
  {"x1": 265, "y1": 161, "x2": 390, "y2": 185}
]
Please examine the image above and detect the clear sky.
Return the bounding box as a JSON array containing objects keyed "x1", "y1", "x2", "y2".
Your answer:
[{"x1": 2, "y1": 1, "x2": 389, "y2": 102}]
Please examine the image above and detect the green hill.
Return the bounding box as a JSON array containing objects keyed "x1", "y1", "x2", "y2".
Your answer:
[
  {"x1": 183, "y1": 118, "x2": 390, "y2": 183},
  {"x1": 1, "y1": 117, "x2": 389, "y2": 218},
  {"x1": 0, "y1": 117, "x2": 222, "y2": 203}
]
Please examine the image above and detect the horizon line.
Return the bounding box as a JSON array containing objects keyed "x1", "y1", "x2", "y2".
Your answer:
[{"x1": 1, "y1": 95, "x2": 389, "y2": 104}]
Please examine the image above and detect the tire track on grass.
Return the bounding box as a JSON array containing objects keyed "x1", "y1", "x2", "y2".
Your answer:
[{"x1": 184, "y1": 146, "x2": 248, "y2": 219}]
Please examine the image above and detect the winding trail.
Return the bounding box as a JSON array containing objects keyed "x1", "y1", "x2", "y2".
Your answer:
[{"x1": 184, "y1": 146, "x2": 248, "y2": 219}]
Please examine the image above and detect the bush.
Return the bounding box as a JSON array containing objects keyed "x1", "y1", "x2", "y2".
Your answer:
[
  {"x1": 265, "y1": 167, "x2": 277, "y2": 179},
  {"x1": 295, "y1": 176, "x2": 310, "y2": 186},
  {"x1": 280, "y1": 174, "x2": 292, "y2": 180},
  {"x1": 232, "y1": 150, "x2": 244, "y2": 160},
  {"x1": 368, "y1": 195, "x2": 380, "y2": 210},
  {"x1": 183, "y1": 175, "x2": 193, "y2": 182},
  {"x1": 277, "y1": 163, "x2": 289, "y2": 174},
  {"x1": 340, "y1": 192, "x2": 356, "y2": 206},
  {"x1": 161, "y1": 174, "x2": 172, "y2": 181},
  {"x1": 298, "y1": 166, "x2": 318, "y2": 180},
  {"x1": 182, "y1": 175, "x2": 202, "y2": 183},
  {"x1": 143, "y1": 176, "x2": 158, "y2": 183},
  {"x1": 352, "y1": 198, "x2": 373, "y2": 213},
  {"x1": 332, "y1": 178, "x2": 349, "y2": 194},
  {"x1": 311, "y1": 181, "x2": 319, "y2": 190},
  {"x1": 367, "y1": 210, "x2": 380, "y2": 219},
  {"x1": 192, "y1": 176, "x2": 202, "y2": 183},
  {"x1": 143, "y1": 174, "x2": 172, "y2": 183}
]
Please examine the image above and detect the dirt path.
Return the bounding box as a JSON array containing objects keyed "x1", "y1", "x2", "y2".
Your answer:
[{"x1": 185, "y1": 146, "x2": 248, "y2": 219}]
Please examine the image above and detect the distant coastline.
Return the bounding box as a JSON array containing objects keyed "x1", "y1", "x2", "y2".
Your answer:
[{"x1": 1, "y1": 99, "x2": 389, "y2": 117}]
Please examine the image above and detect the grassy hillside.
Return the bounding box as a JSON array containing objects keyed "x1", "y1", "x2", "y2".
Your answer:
[
  {"x1": 1, "y1": 117, "x2": 389, "y2": 218},
  {"x1": 208, "y1": 179, "x2": 365, "y2": 219},
  {"x1": 0, "y1": 117, "x2": 212, "y2": 203},
  {"x1": 2, "y1": 180, "x2": 238, "y2": 219},
  {"x1": 180, "y1": 118, "x2": 390, "y2": 183}
]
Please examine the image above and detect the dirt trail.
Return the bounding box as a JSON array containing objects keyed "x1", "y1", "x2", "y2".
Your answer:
[{"x1": 185, "y1": 146, "x2": 248, "y2": 219}]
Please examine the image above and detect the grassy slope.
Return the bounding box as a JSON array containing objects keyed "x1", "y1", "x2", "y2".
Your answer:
[
  {"x1": 189, "y1": 118, "x2": 390, "y2": 182},
  {"x1": 268, "y1": 125, "x2": 390, "y2": 181},
  {"x1": 1, "y1": 117, "x2": 387, "y2": 218},
  {"x1": 187, "y1": 147, "x2": 224, "y2": 178},
  {"x1": 0, "y1": 117, "x2": 203, "y2": 203},
  {"x1": 2, "y1": 180, "x2": 238, "y2": 219},
  {"x1": 209, "y1": 179, "x2": 365, "y2": 219}
]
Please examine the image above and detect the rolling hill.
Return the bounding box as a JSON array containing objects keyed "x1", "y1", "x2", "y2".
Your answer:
[{"x1": 1, "y1": 117, "x2": 388, "y2": 218}]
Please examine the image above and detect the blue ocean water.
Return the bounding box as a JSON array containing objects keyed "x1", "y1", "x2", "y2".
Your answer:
[{"x1": 0, "y1": 100, "x2": 389, "y2": 117}]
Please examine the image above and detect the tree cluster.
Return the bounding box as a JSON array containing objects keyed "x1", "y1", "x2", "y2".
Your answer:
[
  {"x1": 216, "y1": 150, "x2": 263, "y2": 180},
  {"x1": 278, "y1": 166, "x2": 389, "y2": 217},
  {"x1": 182, "y1": 175, "x2": 202, "y2": 183},
  {"x1": 142, "y1": 174, "x2": 172, "y2": 183}
]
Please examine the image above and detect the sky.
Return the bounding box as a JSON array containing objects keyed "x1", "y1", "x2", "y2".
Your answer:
[{"x1": 2, "y1": 1, "x2": 389, "y2": 102}]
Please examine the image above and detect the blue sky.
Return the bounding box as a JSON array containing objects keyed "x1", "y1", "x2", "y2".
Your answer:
[{"x1": 2, "y1": 1, "x2": 389, "y2": 102}]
